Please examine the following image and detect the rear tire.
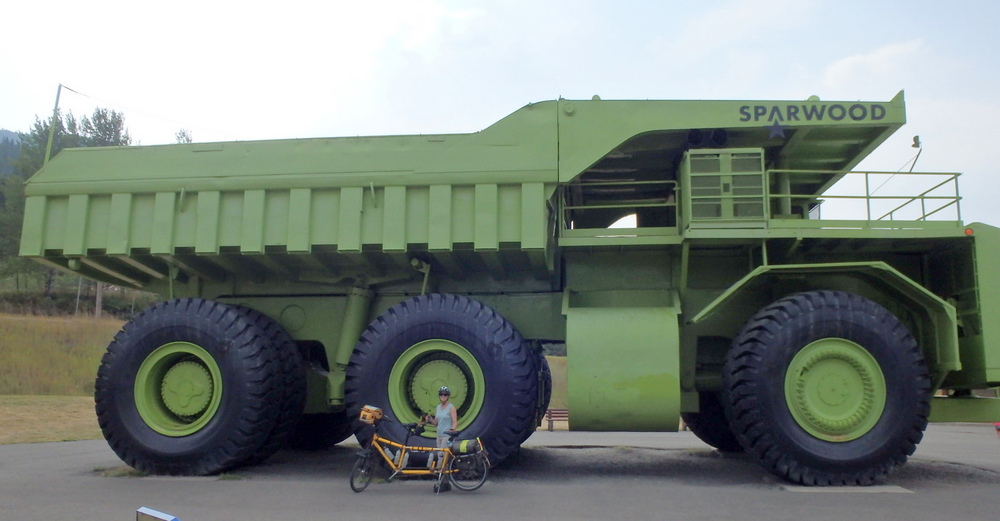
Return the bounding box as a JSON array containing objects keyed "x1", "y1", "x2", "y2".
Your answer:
[
  {"x1": 534, "y1": 353, "x2": 552, "y2": 433},
  {"x1": 723, "y1": 290, "x2": 931, "y2": 485},
  {"x1": 448, "y1": 453, "x2": 489, "y2": 491},
  {"x1": 95, "y1": 299, "x2": 281, "y2": 475},
  {"x1": 345, "y1": 294, "x2": 537, "y2": 465},
  {"x1": 234, "y1": 307, "x2": 306, "y2": 465},
  {"x1": 287, "y1": 412, "x2": 355, "y2": 450}
]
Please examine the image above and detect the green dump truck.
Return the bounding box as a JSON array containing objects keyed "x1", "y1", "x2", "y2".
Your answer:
[{"x1": 20, "y1": 92, "x2": 1000, "y2": 485}]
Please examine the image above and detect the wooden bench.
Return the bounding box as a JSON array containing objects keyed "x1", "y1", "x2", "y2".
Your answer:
[{"x1": 544, "y1": 408, "x2": 568, "y2": 431}]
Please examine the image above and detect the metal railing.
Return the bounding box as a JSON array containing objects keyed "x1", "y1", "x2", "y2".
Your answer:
[
  {"x1": 557, "y1": 170, "x2": 962, "y2": 238},
  {"x1": 766, "y1": 170, "x2": 962, "y2": 223},
  {"x1": 560, "y1": 180, "x2": 677, "y2": 231}
]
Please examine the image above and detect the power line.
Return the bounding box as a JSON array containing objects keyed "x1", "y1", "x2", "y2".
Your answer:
[
  {"x1": 57, "y1": 84, "x2": 241, "y2": 143},
  {"x1": 870, "y1": 150, "x2": 922, "y2": 196}
]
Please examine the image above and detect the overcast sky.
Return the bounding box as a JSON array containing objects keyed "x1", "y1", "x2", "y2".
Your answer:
[{"x1": 3, "y1": 0, "x2": 998, "y2": 224}]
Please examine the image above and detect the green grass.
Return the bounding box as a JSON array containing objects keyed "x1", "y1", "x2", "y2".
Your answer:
[
  {"x1": 95, "y1": 466, "x2": 147, "y2": 478},
  {"x1": 0, "y1": 313, "x2": 123, "y2": 395}
]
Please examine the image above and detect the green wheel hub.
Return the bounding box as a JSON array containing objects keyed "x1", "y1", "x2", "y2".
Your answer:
[
  {"x1": 135, "y1": 342, "x2": 224, "y2": 437},
  {"x1": 387, "y1": 339, "x2": 484, "y2": 436},
  {"x1": 784, "y1": 338, "x2": 886, "y2": 442}
]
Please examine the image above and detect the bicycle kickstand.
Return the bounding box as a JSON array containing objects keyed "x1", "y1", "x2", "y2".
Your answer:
[{"x1": 434, "y1": 470, "x2": 446, "y2": 494}]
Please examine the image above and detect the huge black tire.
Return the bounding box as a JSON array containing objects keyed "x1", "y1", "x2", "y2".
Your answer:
[
  {"x1": 680, "y1": 392, "x2": 742, "y2": 453},
  {"x1": 234, "y1": 307, "x2": 307, "y2": 465},
  {"x1": 722, "y1": 290, "x2": 931, "y2": 485},
  {"x1": 536, "y1": 353, "x2": 552, "y2": 424},
  {"x1": 345, "y1": 293, "x2": 537, "y2": 464},
  {"x1": 513, "y1": 350, "x2": 552, "y2": 445},
  {"x1": 287, "y1": 412, "x2": 355, "y2": 450},
  {"x1": 94, "y1": 299, "x2": 282, "y2": 475}
]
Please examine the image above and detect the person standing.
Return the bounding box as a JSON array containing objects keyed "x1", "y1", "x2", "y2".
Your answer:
[
  {"x1": 425, "y1": 386, "x2": 459, "y2": 491},
  {"x1": 428, "y1": 386, "x2": 458, "y2": 448}
]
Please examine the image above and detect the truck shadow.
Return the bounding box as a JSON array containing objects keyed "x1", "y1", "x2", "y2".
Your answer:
[
  {"x1": 493, "y1": 446, "x2": 768, "y2": 486},
  {"x1": 243, "y1": 443, "x2": 1000, "y2": 489}
]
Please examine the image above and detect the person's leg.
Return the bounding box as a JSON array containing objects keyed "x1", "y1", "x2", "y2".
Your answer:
[{"x1": 435, "y1": 437, "x2": 451, "y2": 492}]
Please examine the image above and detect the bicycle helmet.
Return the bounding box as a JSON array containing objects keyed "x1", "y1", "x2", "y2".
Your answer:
[{"x1": 438, "y1": 386, "x2": 451, "y2": 396}]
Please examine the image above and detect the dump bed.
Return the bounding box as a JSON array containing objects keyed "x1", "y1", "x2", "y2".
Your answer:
[{"x1": 19, "y1": 94, "x2": 906, "y2": 291}]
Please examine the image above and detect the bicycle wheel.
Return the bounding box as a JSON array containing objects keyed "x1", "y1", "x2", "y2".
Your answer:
[
  {"x1": 349, "y1": 455, "x2": 375, "y2": 492},
  {"x1": 447, "y1": 453, "x2": 488, "y2": 491}
]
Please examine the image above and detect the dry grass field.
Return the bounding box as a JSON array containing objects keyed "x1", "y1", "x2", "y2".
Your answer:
[
  {"x1": 0, "y1": 313, "x2": 123, "y2": 395},
  {"x1": 0, "y1": 314, "x2": 121, "y2": 444}
]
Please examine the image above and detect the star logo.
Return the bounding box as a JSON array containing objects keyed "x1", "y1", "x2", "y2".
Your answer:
[{"x1": 767, "y1": 121, "x2": 788, "y2": 139}]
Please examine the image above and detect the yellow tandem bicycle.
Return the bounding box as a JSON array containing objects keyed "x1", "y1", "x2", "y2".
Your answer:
[{"x1": 349, "y1": 405, "x2": 491, "y2": 493}]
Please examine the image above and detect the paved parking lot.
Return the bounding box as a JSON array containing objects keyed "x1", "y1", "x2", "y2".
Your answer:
[{"x1": 2, "y1": 423, "x2": 998, "y2": 521}]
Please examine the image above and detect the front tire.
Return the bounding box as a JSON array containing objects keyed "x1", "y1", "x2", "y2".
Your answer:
[
  {"x1": 345, "y1": 294, "x2": 537, "y2": 464},
  {"x1": 95, "y1": 299, "x2": 281, "y2": 475},
  {"x1": 349, "y1": 454, "x2": 375, "y2": 492},
  {"x1": 722, "y1": 290, "x2": 931, "y2": 485}
]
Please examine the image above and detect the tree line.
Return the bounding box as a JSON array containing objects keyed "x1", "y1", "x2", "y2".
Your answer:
[
  {"x1": 0, "y1": 131, "x2": 17, "y2": 177},
  {"x1": 0, "y1": 109, "x2": 163, "y2": 317}
]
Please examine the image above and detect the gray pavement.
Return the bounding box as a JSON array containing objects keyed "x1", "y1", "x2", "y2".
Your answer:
[
  {"x1": 530, "y1": 421, "x2": 1000, "y2": 474},
  {"x1": 1, "y1": 423, "x2": 999, "y2": 521}
]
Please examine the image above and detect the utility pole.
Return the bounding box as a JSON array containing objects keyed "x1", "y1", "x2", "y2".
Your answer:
[
  {"x1": 74, "y1": 277, "x2": 82, "y2": 316},
  {"x1": 43, "y1": 84, "x2": 62, "y2": 166},
  {"x1": 95, "y1": 281, "x2": 104, "y2": 319}
]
